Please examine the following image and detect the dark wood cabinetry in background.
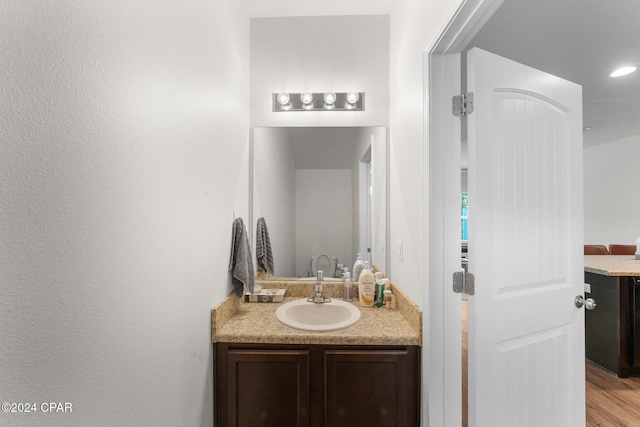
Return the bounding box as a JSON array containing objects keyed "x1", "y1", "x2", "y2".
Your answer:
[
  {"x1": 585, "y1": 272, "x2": 640, "y2": 377},
  {"x1": 215, "y1": 342, "x2": 420, "y2": 427}
]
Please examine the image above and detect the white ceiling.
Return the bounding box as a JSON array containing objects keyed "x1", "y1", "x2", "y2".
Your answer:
[
  {"x1": 243, "y1": 0, "x2": 639, "y2": 147},
  {"x1": 466, "y1": 0, "x2": 640, "y2": 147}
]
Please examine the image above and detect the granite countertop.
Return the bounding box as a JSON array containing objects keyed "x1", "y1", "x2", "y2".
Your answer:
[
  {"x1": 211, "y1": 280, "x2": 422, "y2": 346},
  {"x1": 584, "y1": 255, "x2": 640, "y2": 276}
]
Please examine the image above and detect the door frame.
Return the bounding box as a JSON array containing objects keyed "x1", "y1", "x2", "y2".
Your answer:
[
  {"x1": 359, "y1": 145, "x2": 373, "y2": 265},
  {"x1": 424, "y1": 0, "x2": 503, "y2": 425}
]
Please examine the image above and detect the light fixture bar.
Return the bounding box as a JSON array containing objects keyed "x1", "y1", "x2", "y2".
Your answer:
[{"x1": 273, "y1": 92, "x2": 365, "y2": 112}]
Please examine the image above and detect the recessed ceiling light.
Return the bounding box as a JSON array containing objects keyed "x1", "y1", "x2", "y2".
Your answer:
[{"x1": 610, "y1": 66, "x2": 637, "y2": 77}]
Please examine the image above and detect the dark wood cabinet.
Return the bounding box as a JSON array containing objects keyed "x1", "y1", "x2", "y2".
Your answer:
[
  {"x1": 215, "y1": 343, "x2": 420, "y2": 427},
  {"x1": 324, "y1": 349, "x2": 417, "y2": 426},
  {"x1": 585, "y1": 272, "x2": 640, "y2": 377},
  {"x1": 217, "y1": 347, "x2": 312, "y2": 426}
]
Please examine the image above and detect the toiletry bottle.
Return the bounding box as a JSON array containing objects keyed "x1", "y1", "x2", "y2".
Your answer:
[
  {"x1": 358, "y1": 265, "x2": 375, "y2": 307},
  {"x1": 352, "y1": 253, "x2": 365, "y2": 282},
  {"x1": 376, "y1": 284, "x2": 385, "y2": 307},
  {"x1": 383, "y1": 289, "x2": 396, "y2": 309},
  {"x1": 343, "y1": 272, "x2": 353, "y2": 302},
  {"x1": 373, "y1": 272, "x2": 385, "y2": 307}
]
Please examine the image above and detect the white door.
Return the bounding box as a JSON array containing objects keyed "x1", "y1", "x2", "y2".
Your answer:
[{"x1": 467, "y1": 48, "x2": 585, "y2": 426}]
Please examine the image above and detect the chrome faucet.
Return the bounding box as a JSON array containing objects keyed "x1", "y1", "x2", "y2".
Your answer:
[{"x1": 310, "y1": 270, "x2": 330, "y2": 304}]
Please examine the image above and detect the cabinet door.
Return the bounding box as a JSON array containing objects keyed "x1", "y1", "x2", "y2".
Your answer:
[
  {"x1": 218, "y1": 347, "x2": 311, "y2": 427},
  {"x1": 324, "y1": 348, "x2": 418, "y2": 426}
]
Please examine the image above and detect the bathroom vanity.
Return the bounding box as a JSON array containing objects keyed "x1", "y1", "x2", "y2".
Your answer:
[
  {"x1": 211, "y1": 280, "x2": 422, "y2": 426},
  {"x1": 584, "y1": 255, "x2": 640, "y2": 377}
]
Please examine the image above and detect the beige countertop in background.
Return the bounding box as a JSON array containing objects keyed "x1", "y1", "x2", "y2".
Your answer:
[
  {"x1": 584, "y1": 255, "x2": 640, "y2": 276},
  {"x1": 211, "y1": 280, "x2": 422, "y2": 346}
]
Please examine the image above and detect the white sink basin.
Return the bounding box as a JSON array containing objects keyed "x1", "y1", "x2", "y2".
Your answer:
[{"x1": 275, "y1": 298, "x2": 361, "y2": 332}]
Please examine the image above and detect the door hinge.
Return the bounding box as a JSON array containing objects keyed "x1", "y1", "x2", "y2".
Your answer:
[
  {"x1": 453, "y1": 271, "x2": 475, "y2": 295},
  {"x1": 452, "y1": 92, "x2": 474, "y2": 117}
]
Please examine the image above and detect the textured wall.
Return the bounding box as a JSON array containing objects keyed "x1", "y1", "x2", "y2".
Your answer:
[{"x1": 0, "y1": 1, "x2": 249, "y2": 425}]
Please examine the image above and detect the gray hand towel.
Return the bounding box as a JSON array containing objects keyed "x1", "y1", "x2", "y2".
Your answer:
[
  {"x1": 256, "y1": 217, "x2": 274, "y2": 275},
  {"x1": 228, "y1": 218, "x2": 254, "y2": 297}
]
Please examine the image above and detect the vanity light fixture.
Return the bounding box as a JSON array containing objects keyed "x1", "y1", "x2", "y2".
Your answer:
[
  {"x1": 272, "y1": 92, "x2": 364, "y2": 112},
  {"x1": 610, "y1": 66, "x2": 637, "y2": 77}
]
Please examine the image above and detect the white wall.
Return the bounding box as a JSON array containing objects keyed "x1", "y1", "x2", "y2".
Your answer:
[
  {"x1": 250, "y1": 15, "x2": 389, "y2": 127},
  {"x1": 0, "y1": 1, "x2": 249, "y2": 426},
  {"x1": 253, "y1": 128, "x2": 296, "y2": 276},
  {"x1": 295, "y1": 169, "x2": 352, "y2": 277},
  {"x1": 388, "y1": 0, "x2": 459, "y2": 304},
  {"x1": 584, "y1": 134, "x2": 640, "y2": 246}
]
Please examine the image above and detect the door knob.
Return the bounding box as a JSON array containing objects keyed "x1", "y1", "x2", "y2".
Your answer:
[{"x1": 575, "y1": 295, "x2": 597, "y2": 310}]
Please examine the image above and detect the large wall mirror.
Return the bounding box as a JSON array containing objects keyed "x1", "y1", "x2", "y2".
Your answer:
[{"x1": 250, "y1": 126, "x2": 389, "y2": 279}]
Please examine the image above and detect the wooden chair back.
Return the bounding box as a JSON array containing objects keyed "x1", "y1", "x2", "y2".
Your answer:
[
  {"x1": 584, "y1": 245, "x2": 609, "y2": 255},
  {"x1": 608, "y1": 244, "x2": 636, "y2": 255}
]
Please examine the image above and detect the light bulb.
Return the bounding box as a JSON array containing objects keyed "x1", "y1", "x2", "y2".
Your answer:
[
  {"x1": 346, "y1": 92, "x2": 360, "y2": 104},
  {"x1": 276, "y1": 93, "x2": 290, "y2": 106},
  {"x1": 323, "y1": 92, "x2": 336, "y2": 105},
  {"x1": 300, "y1": 93, "x2": 314, "y2": 105}
]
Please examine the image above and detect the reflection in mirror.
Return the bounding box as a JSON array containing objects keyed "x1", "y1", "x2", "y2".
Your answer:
[{"x1": 251, "y1": 127, "x2": 388, "y2": 280}]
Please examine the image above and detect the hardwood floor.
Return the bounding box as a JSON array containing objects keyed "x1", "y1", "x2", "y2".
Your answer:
[
  {"x1": 586, "y1": 362, "x2": 640, "y2": 426},
  {"x1": 461, "y1": 301, "x2": 640, "y2": 426}
]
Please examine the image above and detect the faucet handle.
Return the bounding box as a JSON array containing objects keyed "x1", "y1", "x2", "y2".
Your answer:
[{"x1": 317, "y1": 270, "x2": 323, "y2": 282}]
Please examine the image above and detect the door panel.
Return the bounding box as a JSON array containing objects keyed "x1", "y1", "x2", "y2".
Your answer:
[{"x1": 467, "y1": 47, "x2": 584, "y2": 426}]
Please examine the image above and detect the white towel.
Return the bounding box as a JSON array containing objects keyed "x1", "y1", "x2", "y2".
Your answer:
[
  {"x1": 228, "y1": 218, "x2": 254, "y2": 297},
  {"x1": 256, "y1": 217, "x2": 274, "y2": 275}
]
